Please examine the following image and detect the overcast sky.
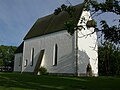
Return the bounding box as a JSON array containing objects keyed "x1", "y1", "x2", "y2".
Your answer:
[{"x1": 0, "y1": 0, "x2": 119, "y2": 46}]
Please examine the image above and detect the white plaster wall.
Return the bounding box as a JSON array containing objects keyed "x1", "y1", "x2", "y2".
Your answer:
[
  {"x1": 14, "y1": 53, "x2": 23, "y2": 72},
  {"x1": 77, "y1": 11, "x2": 98, "y2": 76},
  {"x1": 22, "y1": 30, "x2": 76, "y2": 74}
]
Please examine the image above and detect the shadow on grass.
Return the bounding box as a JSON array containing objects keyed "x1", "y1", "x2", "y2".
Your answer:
[
  {"x1": 0, "y1": 73, "x2": 85, "y2": 90},
  {"x1": 0, "y1": 73, "x2": 120, "y2": 90}
]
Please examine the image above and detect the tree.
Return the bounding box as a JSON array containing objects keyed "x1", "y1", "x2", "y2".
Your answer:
[
  {"x1": 89, "y1": 0, "x2": 120, "y2": 44},
  {"x1": 98, "y1": 43, "x2": 120, "y2": 75},
  {"x1": 0, "y1": 45, "x2": 17, "y2": 71},
  {"x1": 54, "y1": 0, "x2": 120, "y2": 76},
  {"x1": 54, "y1": 0, "x2": 120, "y2": 44},
  {"x1": 98, "y1": 43, "x2": 113, "y2": 75}
]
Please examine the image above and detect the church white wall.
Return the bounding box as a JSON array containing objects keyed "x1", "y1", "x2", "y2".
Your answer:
[
  {"x1": 14, "y1": 53, "x2": 23, "y2": 72},
  {"x1": 22, "y1": 30, "x2": 76, "y2": 74},
  {"x1": 77, "y1": 11, "x2": 98, "y2": 76}
]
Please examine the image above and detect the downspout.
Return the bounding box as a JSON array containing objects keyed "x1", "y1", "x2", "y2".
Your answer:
[
  {"x1": 75, "y1": 0, "x2": 89, "y2": 76},
  {"x1": 21, "y1": 42, "x2": 25, "y2": 74},
  {"x1": 21, "y1": 54, "x2": 23, "y2": 74},
  {"x1": 75, "y1": 0, "x2": 88, "y2": 76},
  {"x1": 75, "y1": 30, "x2": 78, "y2": 76}
]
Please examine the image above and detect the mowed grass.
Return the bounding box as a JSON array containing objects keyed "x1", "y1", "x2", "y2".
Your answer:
[{"x1": 0, "y1": 73, "x2": 120, "y2": 90}]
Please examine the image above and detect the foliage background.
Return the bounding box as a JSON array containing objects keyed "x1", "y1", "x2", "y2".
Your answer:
[{"x1": 0, "y1": 45, "x2": 17, "y2": 71}]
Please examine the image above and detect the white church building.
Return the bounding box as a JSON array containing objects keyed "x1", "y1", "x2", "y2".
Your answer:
[{"x1": 14, "y1": 3, "x2": 98, "y2": 76}]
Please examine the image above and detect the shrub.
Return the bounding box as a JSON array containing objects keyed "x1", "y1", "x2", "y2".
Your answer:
[{"x1": 39, "y1": 67, "x2": 48, "y2": 75}]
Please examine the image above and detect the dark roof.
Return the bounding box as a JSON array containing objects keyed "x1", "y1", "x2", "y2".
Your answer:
[
  {"x1": 15, "y1": 42, "x2": 24, "y2": 54},
  {"x1": 24, "y1": 3, "x2": 84, "y2": 40}
]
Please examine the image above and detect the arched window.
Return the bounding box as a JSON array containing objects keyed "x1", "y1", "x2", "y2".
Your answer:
[
  {"x1": 86, "y1": 63, "x2": 92, "y2": 76},
  {"x1": 24, "y1": 59, "x2": 28, "y2": 67},
  {"x1": 30, "y1": 48, "x2": 34, "y2": 66},
  {"x1": 53, "y1": 44, "x2": 58, "y2": 66}
]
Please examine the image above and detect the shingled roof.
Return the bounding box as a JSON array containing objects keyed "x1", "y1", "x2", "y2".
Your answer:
[{"x1": 24, "y1": 3, "x2": 85, "y2": 40}]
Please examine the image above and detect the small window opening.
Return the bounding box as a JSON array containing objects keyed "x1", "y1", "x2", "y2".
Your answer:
[
  {"x1": 53, "y1": 44, "x2": 58, "y2": 66},
  {"x1": 86, "y1": 63, "x2": 92, "y2": 76},
  {"x1": 31, "y1": 48, "x2": 34, "y2": 66},
  {"x1": 24, "y1": 59, "x2": 28, "y2": 67}
]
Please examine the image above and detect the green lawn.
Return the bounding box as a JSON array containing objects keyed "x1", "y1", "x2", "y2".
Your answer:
[{"x1": 0, "y1": 73, "x2": 120, "y2": 90}]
